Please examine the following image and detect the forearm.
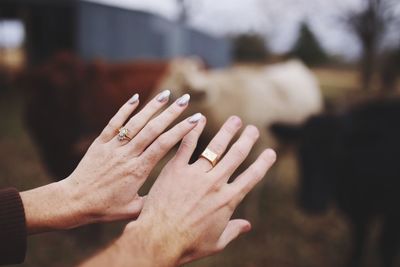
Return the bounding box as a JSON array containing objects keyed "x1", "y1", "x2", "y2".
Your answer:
[
  {"x1": 20, "y1": 180, "x2": 85, "y2": 234},
  {"x1": 78, "y1": 222, "x2": 181, "y2": 267}
]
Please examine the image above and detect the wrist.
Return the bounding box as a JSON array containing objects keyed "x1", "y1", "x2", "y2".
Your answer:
[
  {"x1": 119, "y1": 221, "x2": 184, "y2": 267},
  {"x1": 21, "y1": 180, "x2": 84, "y2": 234}
]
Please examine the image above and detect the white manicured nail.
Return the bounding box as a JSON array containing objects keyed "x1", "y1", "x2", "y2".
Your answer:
[
  {"x1": 177, "y1": 94, "x2": 190, "y2": 106},
  {"x1": 188, "y1": 113, "x2": 202, "y2": 123},
  {"x1": 157, "y1": 90, "x2": 171, "y2": 102},
  {"x1": 129, "y1": 93, "x2": 139, "y2": 104}
]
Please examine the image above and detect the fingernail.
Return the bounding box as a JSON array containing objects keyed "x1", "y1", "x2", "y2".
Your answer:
[
  {"x1": 230, "y1": 115, "x2": 242, "y2": 127},
  {"x1": 188, "y1": 113, "x2": 202, "y2": 123},
  {"x1": 129, "y1": 93, "x2": 139, "y2": 104},
  {"x1": 176, "y1": 94, "x2": 190, "y2": 106},
  {"x1": 266, "y1": 149, "x2": 277, "y2": 162},
  {"x1": 157, "y1": 90, "x2": 171, "y2": 102},
  {"x1": 244, "y1": 223, "x2": 252, "y2": 232}
]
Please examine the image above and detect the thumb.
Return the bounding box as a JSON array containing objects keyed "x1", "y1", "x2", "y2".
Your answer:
[
  {"x1": 127, "y1": 195, "x2": 146, "y2": 219},
  {"x1": 216, "y1": 219, "x2": 251, "y2": 251},
  {"x1": 178, "y1": 219, "x2": 251, "y2": 265}
]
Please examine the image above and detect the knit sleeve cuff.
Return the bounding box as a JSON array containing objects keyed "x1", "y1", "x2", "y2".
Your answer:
[{"x1": 0, "y1": 188, "x2": 27, "y2": 265}]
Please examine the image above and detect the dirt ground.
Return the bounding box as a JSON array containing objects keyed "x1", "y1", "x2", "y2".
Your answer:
[{"x1": 0, "y1": 67, "x2": 399, "y2": 267}]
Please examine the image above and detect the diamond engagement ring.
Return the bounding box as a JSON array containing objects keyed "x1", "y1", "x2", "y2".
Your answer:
[{"x1": 118, "y1": 127, "x2": 132, "y2": 141}]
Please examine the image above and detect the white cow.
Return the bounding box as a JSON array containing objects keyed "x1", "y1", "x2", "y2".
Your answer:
[{"x1": 158, "y1": 59, "x2": 323, "y2": 149}]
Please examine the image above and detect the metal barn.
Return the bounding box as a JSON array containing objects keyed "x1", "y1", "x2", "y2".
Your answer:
[{"x1": 0, "y1": 0, "x2": 232, "y2": 67}]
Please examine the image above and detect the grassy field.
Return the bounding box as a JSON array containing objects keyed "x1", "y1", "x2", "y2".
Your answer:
[{"x1": 0, "y1": 67, "x2": 398, "y2": 267}]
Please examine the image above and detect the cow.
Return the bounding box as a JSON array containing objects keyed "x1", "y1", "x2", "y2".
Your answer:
[
  {"x1": 270, "y1": 98, "x2": 400, "y2": 267},
  {"x1": 18, "y1": 53, "x2": 171, "y2": 181},
  {"x1": 158, "y1": 59, "x2": 323, "y2": 149},
  {"x1": 157, "y1": 59, "x2": 323, "y2": 222}
]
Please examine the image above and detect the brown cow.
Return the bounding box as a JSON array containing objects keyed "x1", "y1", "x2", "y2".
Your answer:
[{"x1": 18, "y1": 52, "x2": 172, "y2": 181}]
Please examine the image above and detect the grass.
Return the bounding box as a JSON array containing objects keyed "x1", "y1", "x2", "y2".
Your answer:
[
  {"x1": 0, "y1": 67, "x2": 398, "y2": 267},
  {"x1": 312, "y1": 67, "x2": 360, "y2": 100}
]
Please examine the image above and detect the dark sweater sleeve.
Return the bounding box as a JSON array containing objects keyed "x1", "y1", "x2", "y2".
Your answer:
[{"x1": 0, "y1": 188, "x2": 27, "y2": 265}]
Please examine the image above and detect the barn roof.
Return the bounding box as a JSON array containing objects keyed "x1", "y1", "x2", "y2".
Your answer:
[
  {"x1": 0, "y1": 0, "x2": 177, "y2": 20},
  {"x1": 82, "y1": 0, "x2": 178, "y2": 20}
]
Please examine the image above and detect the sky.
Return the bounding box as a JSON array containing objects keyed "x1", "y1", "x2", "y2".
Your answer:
[
  {"x1": 83, "y1": 0, "x2": 373, "y2": 59},
  {"x1": 0, "y1": 20, "x2": 25, "y2": 48},
  {"x1": 1, "y1": 0, "x2": 399, "y2": 60}
]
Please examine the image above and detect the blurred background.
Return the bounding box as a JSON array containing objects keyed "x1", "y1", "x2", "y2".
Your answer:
[{"x1": 1, "y1": 0, "x2": 400, "y2": 266}]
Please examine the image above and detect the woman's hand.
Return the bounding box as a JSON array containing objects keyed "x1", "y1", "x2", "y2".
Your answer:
[
  {"x1": 121, "y1": 116, "x2": 277, "y2": 266},
  {"x1": 21, "y1": 91, "x2": 202, "y2": 233}
]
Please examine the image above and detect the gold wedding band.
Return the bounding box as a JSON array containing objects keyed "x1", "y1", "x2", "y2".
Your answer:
[
  {"x1": 117, "y1": 127, "x2": 132, "y2": 141},
  {"x1": 200, "y1": 148, "x2": 219, "y2": 167}
]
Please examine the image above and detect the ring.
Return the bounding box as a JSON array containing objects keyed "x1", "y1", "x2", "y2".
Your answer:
[
  {"x1": 117, "y1": 127, "x2": 132, "y2": 141},
  {"x1": 200, "y1": 148, "x2": 219, "y2": 167}
]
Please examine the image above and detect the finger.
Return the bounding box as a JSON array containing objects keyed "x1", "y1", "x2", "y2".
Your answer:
[
  {"x1": 123, "y1": 195, "x2": 146, "y2": 220},
  {"x1": 229, "y1": 149, "x2": 276, "y2": 206},
  {"x1": 111, "y1": 89, "x2": 171, "y2": 146},
  {"x1": 216, "y1": 219, "x2": 251, "y2": 251},
  {"x1": 127, "y1": 93, "x2": 191, "y2": 155},
  {"x1": 102, "y1": 195, "x2": 145, "y2": 222},
  {"x1": 178, "y1": 219, "x2": 251, "y2": 266},
  {"x1": 195, "y1": 116, "x2": 242, "y2": 171},
  {"x1": 212, "y1": 125, "x2": 259, "y2": 181},
  {"x1": 98, "y1": 93, "x2": 139, "y2": 143},
  {"x1": 139, "y1": 113, "x2": 203, "y2": 169},
  {"x1": 173, "y1": 114, "x2": 207, "y2": 164}
]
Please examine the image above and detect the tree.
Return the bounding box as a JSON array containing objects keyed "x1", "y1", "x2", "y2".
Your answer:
[
  {"x1": 380, "y1": 46, "x2": 400, "y2": 92},
  {"x1": 290, "y1": 22, "x2": 328, "y2": 66},
  {"x1": 343, "y1": 0, "x2": 400, "y2": 91},
  {"x1": 232, "y1": 34, "x2": 268, "y2": 63}
]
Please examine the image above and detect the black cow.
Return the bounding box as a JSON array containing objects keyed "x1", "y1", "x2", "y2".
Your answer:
[{"x1": 271, "y1": 98, "x2": 400, "y2": 267}]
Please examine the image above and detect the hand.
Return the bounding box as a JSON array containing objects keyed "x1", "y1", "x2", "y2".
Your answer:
[
  {"x1": 123, "y1": 116, "x2": 277, "y2": 266},
  {"x1": 21, "y1": 91, "x2": 202, "y2": 233}
]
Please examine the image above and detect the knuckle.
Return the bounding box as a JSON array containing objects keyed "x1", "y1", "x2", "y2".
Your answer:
[
  {"x1": 250, "y1": 167, "x2": 263, "y2": 179},
  {"x1": 222, "y1": 123, "x2": 236, "y2": 136},
  {"x1": 227, "y1": 198, "x2": 238, "y2": 211},
  {"x1": 110, "y1": 147, "x2": 123, "y2": 159},
  {"x1": 171, "y1": 121, "x2": 188, "y2": 136},
  {"x1": 208, "y1": 181, "x2": 222, "y2": 194},
  {"x1": 228, "y1": 185, "x2": 246, "y2": 205},
  {"x1": 146, "y1": 121, "x2": 160, "y2": 136},
  {"x1": 128, "y1": 117, "x2": 143, "y2": 131},
  {"x1": 225, "y1": 186, "x2": 239, "y2": 202},
  {"x1": 180, "y1": 136, "x2": 194, "y2": 149},
  {"x1": 165, "y1": 106, "x2": 179, "y2": 117},
  {"x1": 145, "y1": 152, "x2": 158, "y2": 163},
  {"x1": 214, "y1": 188, "x2": 237, "y2": 212},
  {"x1": 131, "y1": 160, "x2": 151, "y2": 178},
  {"x1": 117, "y1": 105, "x2": 127, "y2": 115},
  {"x1": 145, "y1": 100, "x2": 158, "y2": 112},
  {"x1": 211, "y1": 142, "x2": 225, "y2": 154},
  {"x1": 233, "y1": 145, "x2": 247, "y2": 159},
  {"x1": 107, "y1": 119, "x2": 119, "y2": 130},
  {"x1": 156, "y1": 135, "x2": 171, "y2": 150}
]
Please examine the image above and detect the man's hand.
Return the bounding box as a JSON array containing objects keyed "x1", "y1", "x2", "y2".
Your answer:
[{"x1": 135, "y1": 116, "x2": 276, "y2": 265}]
